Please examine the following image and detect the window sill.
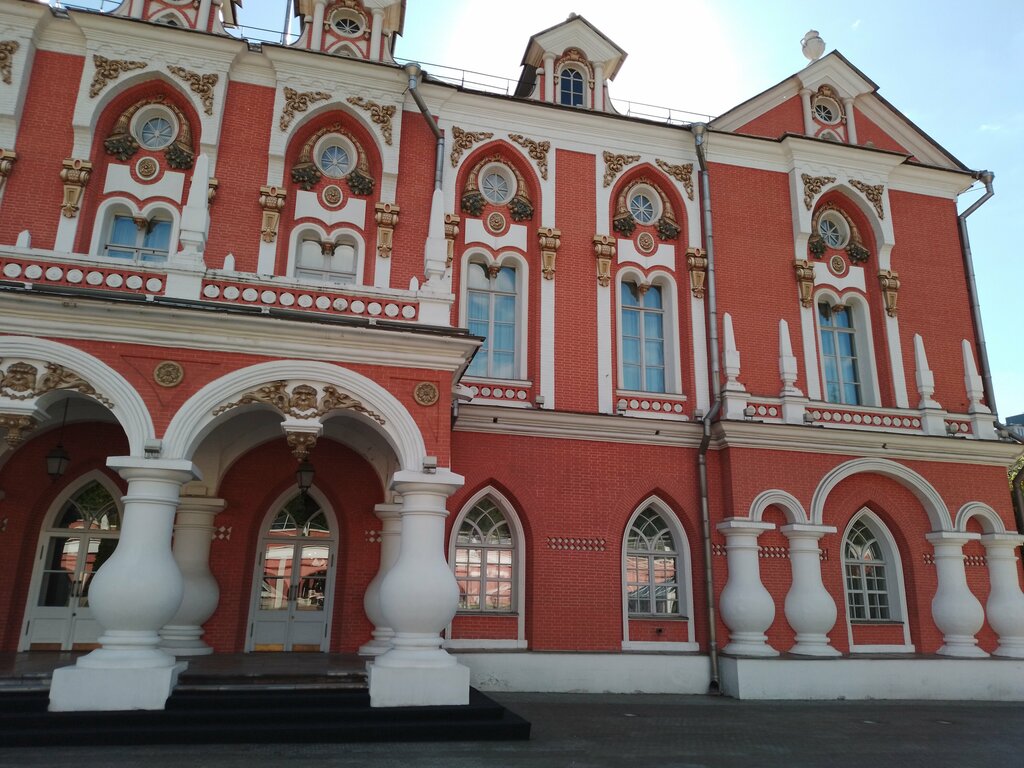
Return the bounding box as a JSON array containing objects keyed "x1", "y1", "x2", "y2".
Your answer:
[
  {"x1": 621, "y1": 640, "x2": 700, "y2": 652},
  {"x1": 616, "y1": 391, "x2": 689, "y2": 420},
  {"x1": 628, "y1": 615, "x2": 688, "y2": 621},
  {"x1": 455, "y1": 610, "x2": 519, "y2": 617},
  {"x1": 849, "y1": 619, "x2": 904, "y2": 625}
]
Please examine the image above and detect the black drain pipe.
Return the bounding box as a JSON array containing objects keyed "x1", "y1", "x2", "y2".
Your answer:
[
  {"x1": 403, "y1": 63, "x2": 444, "y2": 191},
  {"x1": 693, "y1": 123, "x2": 722, "y2": 694}
]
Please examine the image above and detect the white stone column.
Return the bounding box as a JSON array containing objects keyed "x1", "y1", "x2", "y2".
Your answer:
[
  {"x1": 369, "y1": 469, "x2": 470, "y2": 707},
  {"x1": 159, "y1": 496, "x2": 225, "y2": 656},
  {"x1": 981, "y1": 533, "x2": 1024, "y2": 658},
  {"x1": 781, "y1": 523, "x2": 840, "y2": 656},
  {"x1": 49, "y1": 457, "x2": 199, "y2": 711},
  {"x1": 310, "y1": 0, "x2": 326, "y2": 51},
  {"x1": 717, "y1": 519, "x2": 778, "y2": 656},
  {"x1": 370, "y1": 9, "x2": 385, "y2": 61},
  {"x1": 592, "y1": 62, "x2": 604, "y2": 111},
  {"x1": 927, "y1": 532, "x2": 988, "y2": 657},
  {"x1": 543, "y1": 54, "x2": 555, "y2": 103},
  {"x1": 359, "y1": 503, "x2": 402, "y2": 656},
  {"x1": 800, "y1": 88, "x2": 814, "y2": 135},
  {"x1": 842, "y1": 97, "x2": 857, "y2": 143}
]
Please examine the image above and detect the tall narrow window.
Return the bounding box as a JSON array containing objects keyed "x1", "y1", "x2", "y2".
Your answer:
[
  {"x1": 454, "y1": 499, "x2": 514, "y2": 612},
  {"x1": 559, "y1": 67, "x2": 585, "y2": 107},
  {"x1": 626, "y1": 507, "x2": 679, "y2": 616},
  {"x1": 105, "y1": 214, "x2": 172, "y2": 263},
  {"x1": 818, "y1": 301, "x2": 861, "y2": 405},
  {"x1": 466, "y1": 261, "x2": 517, "y2": 379},
  {"x1": 620, "y1": 282, "x2": 665, "y2": 393},
  {"x1": 844, "y1": 519, "x2": 892, "y2": 621}
]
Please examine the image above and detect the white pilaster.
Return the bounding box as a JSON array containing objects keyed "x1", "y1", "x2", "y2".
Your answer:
[
  {"x1": 843, "y1": 97, "x2": 858, "y2": 143},
  {"x1": 311, "y1": 0, "x2": 326, "y2": 51},
  {"x1": 800, "y1": 88, "x2": 814, "y2": 135},
  {"x1": 926, "y1": 532, "x2": 988, "y2": 658},
  {"x1": 717, "y1": 519, "x2": 778, "y2": 657},
  {"x1": 981, "y1": 533, "x2": 1024, "y2": 658},
  {"x1": 370, "y1": 469, "x2": 470, "y2": 707},
  {"x1": 778, "y1": 318, "x2": 807, "y2": 424},
  {"x1": 781, "y1": 524, "x2": 840, "y2": 656},
  {"x1": 359, "y1": 503, "x2": 402, "y2": 656},
  {"x1": 885, "y1": 313, "x2": 909, "y2": 408},
  {"x1": 370, "y1": 10, "x2": 385, "y2": 61},
  {"x1": 543, "y1": 54, "x2": 555, "y2": 103},
  {"x1": 49, "y1": 458, "x2": 199, "y2": 711},
  {"x1": 799, "y1": 303, "x2": 822, "y2": 401},
  {"x1": 592, "y1": 62, "x2": 604, "y2": 111},
  {"x1": 540, "y1": 275, "x2": 556, "y2": 409},
  {"x1": 597, "y1": 282, "x2": 613, "y2": 414},
  {"x1": 159, "y1": 496, "x2": 225, "y2": 656},
  {"x1": 197, "y1": 0, "x2": 212, "y2": 31}
]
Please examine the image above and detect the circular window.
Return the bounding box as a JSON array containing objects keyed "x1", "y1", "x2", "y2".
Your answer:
[
  {"x1": 479, "y1": 163, "x2": 515, "y2": 205},
  {"x1": 627, "y1": 185, "x2": 661, "y2": 225},
  {"x1": 131, "y1": 105, "x2": 178, "y2": 150},
  {"x1": 817, "y1": 210, "x2": 850, "y2": 249},
  {"x1": 314, "y1": 134, "x2": 357, "y2": 179},
  {"x1": 332, "y1": 11, "x2": 363, "y2": 37},
  {"x1": 813, "y1": 97, "x2": 841, "y2": 125}
]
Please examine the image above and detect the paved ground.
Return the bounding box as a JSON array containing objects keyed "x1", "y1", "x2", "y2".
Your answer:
[{"x1": 1, "y1": 693, "x2": 1021, "y2": 767}]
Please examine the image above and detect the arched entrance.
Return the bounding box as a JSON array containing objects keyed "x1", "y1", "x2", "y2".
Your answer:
[
  {"x1": 246, "y1": 490, "x2": 338, "y2": 652},
  {"x1": 21, "y1": 477, "x2": 123, "y2": 650}
]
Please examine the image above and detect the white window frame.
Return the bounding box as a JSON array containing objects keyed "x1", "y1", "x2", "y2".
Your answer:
[
  {"x1": 621, "y1": 497, "x2": 697, "y2": 651},
  {"x1": 312, "y1": 133, "x2": 358, "y2": 180},
  {"x1": 557, "y1": 65, "x2": 587, "y2": 107},
  {"x1": 841, "y1": 509, "x2": 914, "y2": 653},
  {"x1": 287, "y1": 225, "x2": 366, "y2": 286},
  {"x1": 91, "y1": 198, "x2": 180, "y2": 266},
  {"x1": 615, "y1": 268, "x2": 682, "y2": 397},
  {"x1": 130, "y1": 104, "x2": 180, "y2": 151},
  {"x1": 813, "y1": 289, "x2": 880, "y2": 407},
  {"x1": 459, "y1": 250, "x2": 529, "y2": 383},
  {"x1": 445, "y1": 487, "x2": 527, "y2": 650}
]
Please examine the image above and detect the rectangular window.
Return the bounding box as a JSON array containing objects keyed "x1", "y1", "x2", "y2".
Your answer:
[
  {"x1": 466, "y1": 263, "x2": 518, "y2": 379},
  {"x1": 818, "y1": 302, "x2": 861, "y2": 405},
  {"x1": 620, "y1": 282, "x2": 666, "y2": 393}
]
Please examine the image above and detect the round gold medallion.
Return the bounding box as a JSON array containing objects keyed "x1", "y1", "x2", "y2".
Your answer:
[
  {"x1": 413, "y1": 382, "x2": 440, "y2": 407},
  {"x1": 323, "y1": 185, "x2": 343, "y2": 207},
  {"x1": 830, "y1": 254, "x2": 846, "y2": 274},
  {"x1": 637, "y1": 232, "x2": 656, "y2": 254},
  {"x1": 154, "y1": 361, "x2": 184, "y2": 388},
  {"x1": 137, "y1": 158, "x2": 159, "y2": 180},
  {"x1": 487, "y1": 212, "x2": 507, "y2": 233}
]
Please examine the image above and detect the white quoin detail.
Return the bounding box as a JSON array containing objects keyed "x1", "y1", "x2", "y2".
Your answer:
[
  {"x1": 926, "y1": 532, "x2": 988, "y2": 658},
  {"x1": 723, "y1": 313, "x2": 745, "y2": 392},
  {"x1": 962, "y1": 339, "x2": 990, "y2": 414},
  {"x1": 913, "y1": 333, "x2": 940, "y2": 410},
  {"x1": 779, "y1": 319, "x2": 802, "y2": 396},
  {"x1": 717, "y1": 519, "x2": 778, "y2": 657}
]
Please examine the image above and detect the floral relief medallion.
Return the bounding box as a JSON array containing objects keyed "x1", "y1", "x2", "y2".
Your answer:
[
  {"x1": 154, "y1": 361, "x2": 184, "y2": 388},
  {"x1": 637, "y1": 231, "x2": 656, "y2": 254},
  {"x1": 830, "y1": 254, "x2": 847, "y2": 275},
  {"x1": 323, "y1": 184, "x2": 344, "y2": 207},
  {"x1": 486, "y1": 211, "x2": 507, "y2": 233},
  {"x1": 136, "y1": 157, "x2": 158, "y2": 180},
  {"x1": 413, "y1": 382, "x2": 440, "y2": 407}
]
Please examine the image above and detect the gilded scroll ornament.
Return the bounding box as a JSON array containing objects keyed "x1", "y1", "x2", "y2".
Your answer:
[
  {"x1": 450, "y1": 126, "x2": 493, "y2": 167},
  {"x1": 60, "y1": 159, "x2": 92, "y2": 218},
  {"x1": 444, "y1": 213, "x2": 460, "y2": 267},
  {"x1": 280, "y1": 87, "x2": 331, "y2": 131},
  {"x1": 0, "y1": 149, "x2": 15, "y2": 190},
  {"x1": 603, "y1": 151, "x2": 640, "y2": 188},
  {"x1": 655, "y1": 159, "x2": 694, "y2": 201},
  {"x1": 0, "y1": 414, "x2": 36, "y2": 448},
  {"x1": 686, "y1": 247, "x2": 708, "y2": 299},
  {"x1": 0, "y1": 41, "x2": 19, "y2": 85},
  {"x1": 878, "y1": 270, "x2": 900, "y2": 317},
  {"x1": 89, "y1": 55, "x2": 147, "y2": 98},
  {"x1": 850, "y1": 179, "x2": 885, "y2": 219},
  {"x1": 801, "y1": 173, "x2": 836, "y2": 210},
  {"x1": 593, "y1": 235, "x2": 616, "y2": 286},
  {"x1": 794, "y1": 260, "x2": 816, "y2": 308},
  {"x1": 346, "y1": 96, "x2": 396, "y2": 145},
  {"x1": 374, "y1": 202, "x2": 400, "y2": 259},
  {"x1": 508, "y1": 134, "x2": 550, "y2": 180},
  {"x1": 0, "y1": 360, "x2": 113, "y2": 407},
  {"x1": 538, "y1": 227, "x2": 561, "y2": 280},
  {"x1": 213, "y1": 381, "x2": 386, "y2": 425},
  {"x1": 286, "y1": 431, "x2": 318, "y2": 461},
  {"x1": 258, "y1": 186, "x2": 287, "y2": 243},
  {"x1": 167, "y1": 66, "x2": 219, "y2": 116}
]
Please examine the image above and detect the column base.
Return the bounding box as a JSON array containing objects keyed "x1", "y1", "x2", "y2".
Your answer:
[
  {"x1": 368, "y1": 661, "x2": 470, "y2": 707},
  {"x1": 937, "y1": 638, "x2": 989, "y2": 658},
  {"x1": 159, "y1": 625, "x2": 214, "y2": 656},
  {"x1": 723, "y1": 633, "x2": 779, "y2": 657},
  {"x1": 49, "y1": 661, "x2": 187, "y2": 711},
  {"x1": 993, "y1": 642, "x2": 1024, "y2": 659},
  {"x1": 791, "y1": 635, "x2": 842, "y2": 657},
  {"x1": 358, "y1": 627, "x2": 395, "y2": 656}
]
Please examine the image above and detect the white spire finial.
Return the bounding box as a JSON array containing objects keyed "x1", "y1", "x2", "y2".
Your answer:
[{"x1": 802, "y1": 30, "x2": 825, "y2": 62}]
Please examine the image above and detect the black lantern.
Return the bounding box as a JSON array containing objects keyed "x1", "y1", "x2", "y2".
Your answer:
[
  {"x1": 46, "y1": 399, "x2": 71, "y2": 481},
  {"x1": 296, "y1": 460, "x2": 315, "y2": 494}
]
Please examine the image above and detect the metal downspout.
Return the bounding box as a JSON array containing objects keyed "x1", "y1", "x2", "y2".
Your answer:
[
  {"x1": 404, "y1": 63, "x2": 444, "y2": 190},
  {"x1": 957, "y1": 171, "x2": 996, "y2": 419},
  {"x1": 693, "y1": 123, "x2": 722, "y2": 694}
]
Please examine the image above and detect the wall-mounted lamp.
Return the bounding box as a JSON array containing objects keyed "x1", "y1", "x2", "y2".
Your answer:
[
  {"x1": 45, "y1": 399, "x2": 71, "y2": 481},
  {"x1": 296, "y1": 460, "x2": 315, "y2": 494}
]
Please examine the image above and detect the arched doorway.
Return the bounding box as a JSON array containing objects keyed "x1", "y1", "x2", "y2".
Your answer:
[
  {"x1": 246, "y1": 490, "x2": 337, "y2": 652},
  {"x1": 20, "y1": 477, "x2": 122, "y2": 650}
]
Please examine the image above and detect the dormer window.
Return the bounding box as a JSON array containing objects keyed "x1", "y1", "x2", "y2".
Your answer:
[
  {"x1": 559, "y1": 67, "x2": 585, "y2": 106},
  {"x1": 331, "y1": 9, "x2": 364, "y2": 37}
]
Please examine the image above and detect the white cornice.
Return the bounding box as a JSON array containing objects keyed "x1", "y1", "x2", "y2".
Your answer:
[
  {"x1": 0, "y1": 292, "x2": 478, "y2": 373},
  {"x1": 782, "y1": 135, "x2": 907, "y2": 177},
  {"x1": 856, "y1": 96, "x2": 962, "y2": 171},
  {"x1": 889, "y1": 163, "x2": 974, "y2": 199}
]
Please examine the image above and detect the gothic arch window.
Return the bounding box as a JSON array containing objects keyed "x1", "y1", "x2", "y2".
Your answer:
[{"x1": 452, "y1": 497, "x2": 516, "y2": 613}]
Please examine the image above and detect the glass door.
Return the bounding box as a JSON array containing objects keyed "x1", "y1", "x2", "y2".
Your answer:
[
  {"x1": 23, "y1": 481, "x2": 120, "y2": 650},
  {"x1": 249, "y1": 495, "x2": 335, "y2": 652}
]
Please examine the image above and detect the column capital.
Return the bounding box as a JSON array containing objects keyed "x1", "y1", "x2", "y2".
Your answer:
[
  {"x1": 373, "y1": 502, "x2": 403, "y2": 522},
  {"x1": 107, "y1": 456, "x2": 200, "y2": 484},
  {"x1": 980, "y1": 533, "x2": 1024, "y2": 549},
  {"x1": 926, "y1": 531, "x2": 981, "y2": 545},
  {"x1": 780, "y1": 523, "x2": 837, "y2": 539},
  {"x1": 390, "y1": 468, "x2": 464, "y2": 498},
  {"x1": 717, "y1": 518, "x2": 775, "y2": 535}
]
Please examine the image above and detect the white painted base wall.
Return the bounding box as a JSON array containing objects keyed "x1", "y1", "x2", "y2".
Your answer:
[
  {"x1": 719, "y1": 656, "x2": 1024, "y2": 701},
  {"x1": 454, "y1": 652, "x2": 712, "y2": 694},
  {"x1": 49, "y1": 661, "x2": 187, "y2": 711}
]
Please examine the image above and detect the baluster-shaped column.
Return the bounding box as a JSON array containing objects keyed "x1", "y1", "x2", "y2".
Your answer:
[
  {"x1": 160, "y1": 496, "x2": 225, "y2": 656},
  {"x1": 717, "y1": 519, "x2": 778, "y2": 656},
  {"x1": 359, "y1": 503, "x2": 402, "y2": 656},
  {"x1": 926, "y1": 532, "x2": 988, "y2": 657},
  {"x1": 782, "y1": 524, "x2": 840, "y2": 656},
  {"x1": 50, "y1": 457, "x2": 199, "y2": 711},
  {"x1": 369, "y1": 469, "x2": 470, "y2": 707},
  {"x1": 981, "y1": 533, "x2": 1024, "y2": 658}
]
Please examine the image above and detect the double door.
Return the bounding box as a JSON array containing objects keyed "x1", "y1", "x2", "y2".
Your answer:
[{"x1": 249, "y1": 540, "x2": 333, "y2": 652}]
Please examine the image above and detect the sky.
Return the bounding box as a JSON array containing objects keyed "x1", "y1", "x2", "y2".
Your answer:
[{"x1": 66, "y1": 1, "x2": 1024, "y2": 418}]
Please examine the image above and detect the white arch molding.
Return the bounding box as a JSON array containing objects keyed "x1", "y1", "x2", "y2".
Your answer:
[
  {"x1": 810, "y1": 457, "x2": 951, "y2": 531},
  {"x1": 954, "y1": 502, "x2": 1009, "y2": 534},
  {"x1": 0, "y1": 336, "x2": 155, "y2": 455},
  {"x1": 748, "y1": 489, "x2": 810, "y2": 524},
  {"x1": 162, "y1": 360, "x2": 427, "y2": 470}
]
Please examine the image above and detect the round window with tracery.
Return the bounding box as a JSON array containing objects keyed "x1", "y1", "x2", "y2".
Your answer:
[
  {"x1": 332, "y1": 11, "x2": 363, "y2": 37},
  {"x1": 813, "y1": 97, "x2": 842, "y2": 125},
  {"x1": 132, "y1": 105, "x2": 179, "y2": 150},
  {"x1": 314, "y1": 134, "x2": 357, "y2": 179},
  {"x1": 817, "y1": 210, "x2": 850, "y2": 249},
  {"x1": 627, "y1": 185, "x2": 661, "y2": 225},
  {"x1": 479, "y1": 163, "x2": 515, "y2": 205}
]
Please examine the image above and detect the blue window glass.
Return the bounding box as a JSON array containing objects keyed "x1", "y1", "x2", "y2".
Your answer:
[
  {"x1": 105, "y1": 214, "x2": 171, "y2": 263},
  {"x1": 559, "y1": 68, "x2": 584, "y2": 107},
  {"x1": 620, "y1": 282, "x2": 666, "y2": 393},
  {"x1": 818, "y1": 302, "x2": 861, "y2": 405},
  {"x1": 467, "y1": 263, "x2": 518, "y2": 379}
]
